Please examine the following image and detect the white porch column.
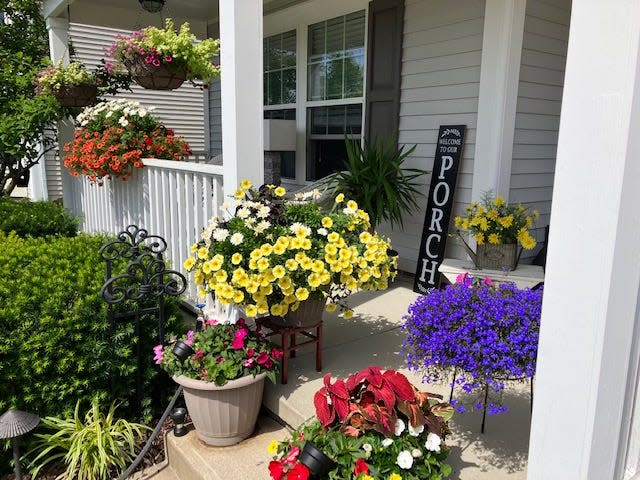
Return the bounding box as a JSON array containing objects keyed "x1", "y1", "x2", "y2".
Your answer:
[
  {"x1": 219, "y1": 0, "x2": 264, "y2": 197},
  {"x1": 46, "y1": 16, "x2": 75, "y2": 208},
  {"x1": 527, "y1": 1, "x2": 640, "y2": 479},
  {"x1": 29, "y1": 142, "x2": 49, "y2": 200},
  {"x1": 471, "y1": 0, "x2": 526, "y2": 199}
]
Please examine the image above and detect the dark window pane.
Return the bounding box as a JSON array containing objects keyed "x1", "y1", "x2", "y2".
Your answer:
[
  {"x1": 282, "y1": 31, "x2": 297, "y2": 67},
  {"x1": 307, "y1": 63, "x2": 325, "y2": 101},
  {"x1": 325, "y1": 59, "x2": 344, "y2": 100},
  {"x1": 343, "y1": 54, "x2": 364, "y2": 98},
  {"x1": 325, "y1": 17, "x2": 344, "y2": 54},
  {"x1": 310, "y1": 107, "x2": 328, "y2": 135},
  {"x1": 307, "y1": 139, "x2": 349, "y2": 181},
  {"x1": 281, "y1": 151, "x2": 296, "y2": 178},
  {"x1": 282, "y1": 68, "x2": 296, "y2": 104},
  {"x1": 327, "y1": 105, "x2": 346, "y2": 135},
  {"x1": 267, "y1": 35, "x2": 282, "y2": 70},
  {"x1": 308, "y1": 23, "x2": 325, "y2": 58},
  {"x1": 345, "y1": 11, "x2": 365, "y2": 50},
  {"x1": 346, "y1": 104, "x2": 363, "y2": 134},
  {"x1": 268, "y1": 71, "x2": 282, "y2": 105},
  {"x1": 263, "y1": 72, "x2": 269, "y2": 105}
]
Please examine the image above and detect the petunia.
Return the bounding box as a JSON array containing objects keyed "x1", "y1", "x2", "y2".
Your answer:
[
  {"x1": 424, "y1": 432, "x2": 442, "y2": 452},
  {"x1": 396, "y1": 450, "x2": 413, "y2": 469}
]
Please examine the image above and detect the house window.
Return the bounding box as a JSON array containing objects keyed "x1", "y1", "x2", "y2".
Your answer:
[
  {"x1": 307, "y1": 11, "x2": 365, "y2": 101},
  {"x1": 264, "y1": 30, "x2": 297, "y2": 106}
]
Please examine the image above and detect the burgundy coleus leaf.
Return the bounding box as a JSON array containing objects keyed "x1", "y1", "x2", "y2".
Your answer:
[
  {"x1": 313, "y1": 385, "x2": 335, "y2": 428},
  {"x1": 397, "y1": 399, "x2": 427, "y2": 429},
  {"x1": 366, "y1": 381, "x2": 397, "y2": 412},
  {"x1": 382, "y1": 370, "x2": 415, "y2": 401},
  {"x1": 359, "y1": 403, "x2": 394, "y2": 437},
  {"x1": 358, "y1": 365, "x2": 384, "y2": 388},
  {"x1": 313, "y1": 373, "x2": 351, "y2": 427},
  {"x1": 328, "y1": 378, "x2": 350, "y2": 421}
]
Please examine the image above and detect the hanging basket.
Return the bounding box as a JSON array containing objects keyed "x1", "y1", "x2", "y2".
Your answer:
[
  {"x1": 124, "y1": 56, "x2": 186, "y2": 90},
  {"x1": 54, "y1": 83, "x2": 98, "y2": 107}
]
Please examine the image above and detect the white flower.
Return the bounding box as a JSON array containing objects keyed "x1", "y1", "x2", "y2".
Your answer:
[
  {"x1": 411, "y1": 448, "x2": 422, "y2": 458},
  {"x1": 139, "y1": 108, "x2": 148, "y2": 117},
  {"x1": 396, "y1": 450, "x2": 413, "y2": 470},
  {"x1": 230, "y1": 232, "x2": 244, "y2": 246},
  {"x1": 317, "y1": 228, "x2": 328, "y2": 236},
  {"x1": 119, "y1": 118, "x2": 129, "y2": 127},
  {"x1": 424, "y1": 432, "x2": 442, "y2": 453},
  {"x1": 254, "y1": 221, "x2": 271, "y2": 234},
  {"x1": 381, "y1": 438, "x2": 393, "y2": 448},
  {"x1": 257, "y1": 206, "x2": 270, "y2": 219},
  {"x1": 394, "y1": 418, "x2": 406, "y2": 436},
  {"x1": 289, "y1": 223, "x2": 311, "y2": 237},
  {"x1": 343, "y1": 206, "x2": 356, "y2": 215},
  {"x1": 105, "y1": 111, "x2": 113, "y2": 118},
  {"x1": 212, "y1": 228, "x2": 229, "y2": 242},
  {"x1": 245, "y1": 218, "x2": 256, "y2": 226},
  {"x1": 362, "y1": 443, "x2": 372, "y2": 453},
  {"x1": 408, "y1": 422, "x2": 424, "y2": 437},
  {"x1": 237, "y1": 207, "x2": 251, "y2": 219}
]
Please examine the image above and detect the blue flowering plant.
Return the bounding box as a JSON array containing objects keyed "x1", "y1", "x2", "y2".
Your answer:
[{"x1": 402, "y1": 274, "x2": 543, "y2": 414}]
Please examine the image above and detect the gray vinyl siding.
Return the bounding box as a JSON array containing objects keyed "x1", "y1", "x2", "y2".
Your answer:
[
  {"x1": 208, "y1": 79, "x2": 223, "y2": 156},
  {"x1": 388, "y1": 0, "x2": 485, "y2": 273},
  {"x1": 511, "y1": 0, "x2": 570, "y2": 258},
  {"x1": 45, "y1": 149, "x2": 63, "y2": 201}
]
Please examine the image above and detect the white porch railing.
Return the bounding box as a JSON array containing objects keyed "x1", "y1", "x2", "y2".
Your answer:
[{"x1": 70, "y1": 159, "x2": 224, "y2": 302}]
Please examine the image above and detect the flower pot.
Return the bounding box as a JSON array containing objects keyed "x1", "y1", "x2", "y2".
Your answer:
[
  {"x1": 299, "y1": 441, "x2": 336, "y2": 477},
  {"x1": 172, "y1": 340, "x2": 194, "y2": 361},
  {"x1": 271, "y1": 297, "x2": 325, "y2": 327},
  {"x1": 124, "y1": 56, "x2": 186, "y2": 90},
  {"x1": 173, "y1": 373, "x2": 266, "y2": 446},
  {"x1": 475, "y1": 243, "x2": 518, "y2": 271},
  {"x1": 54, "y1": 83, "x2": 98, "y2": 107}
]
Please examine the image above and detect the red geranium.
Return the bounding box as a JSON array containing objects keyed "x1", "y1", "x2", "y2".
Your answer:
[
  {"x1": 286, "y1": 464, "x2": 310, "y2": 480},
  {"x1": 354, "y1": 458, "x2": 369, "y2": 475}
]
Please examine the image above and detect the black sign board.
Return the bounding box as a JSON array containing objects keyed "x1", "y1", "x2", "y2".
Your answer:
[{"x1": 413, "y1": 125, "x2": 466, "y2": 294}]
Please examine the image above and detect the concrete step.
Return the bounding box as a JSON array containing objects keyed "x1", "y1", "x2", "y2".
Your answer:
[
  {"x1": 131, "y1": 460, "x2": 178, "y2": 480},
  {"x1": 165, "y1": 416, "x2": 290, "y2": 480}
]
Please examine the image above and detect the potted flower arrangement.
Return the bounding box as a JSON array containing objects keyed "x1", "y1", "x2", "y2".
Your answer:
[
  {"x1": 453, "y1": 193, "x2": 539, "y2": 270},
  {"x1": 106, "y1": 19, "x2": 220, "y2": 90},
  {"x1": 402, "y1": 274, "x2": 543, "y2": 416},
  {"x1": 183, "y1": 182, "x2": 398, "y2": 324},
  {"x1": 267, "y1": 366, "x2": 454, "y2": 479},
  {"x1": 35, "y1": 61, "x2": 99, "y2": 107},
  {"x1": 63, "y1": 99, "x2": 191, "y2": 184},
  {"x1": 154, "y1": 317, "x2": 282, "y2": 446}
]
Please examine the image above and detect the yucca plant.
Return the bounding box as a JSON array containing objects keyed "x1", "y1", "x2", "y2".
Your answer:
[
  {"x1": 28, "y1": 399, "x2": 149, "y2": 480},
  {"x1": 326, "y1": 135, "x2": 426, "y2": 229}
]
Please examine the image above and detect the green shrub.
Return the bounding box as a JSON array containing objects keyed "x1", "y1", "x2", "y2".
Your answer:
[
  {"x1": 28, "y1": 398, "x2": 149, "y2": 480},
  {"x1": 0, "y1": 232, "x2": 184, "y2": 422},
  {"x1": 0, "y1": 197, "x2": 78, "y2": 237}
]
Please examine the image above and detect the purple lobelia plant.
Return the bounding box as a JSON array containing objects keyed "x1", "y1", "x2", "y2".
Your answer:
[{"x1": 402, "y1": 273, "x2": 543, "y2": 414}]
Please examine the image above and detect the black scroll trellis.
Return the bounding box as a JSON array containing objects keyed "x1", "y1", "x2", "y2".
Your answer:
[{"x1": 99, "y1": 225, "x2": 187, "y2": 416}]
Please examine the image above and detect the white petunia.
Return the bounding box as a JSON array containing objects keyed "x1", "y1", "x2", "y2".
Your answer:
[
  {"x1": 394, "y1": 418, "x2": 406, "y2": 436},
  {"x1": 408, "y1": 422, "x2": 424, "y2": 437},
  {"x1": 411, "y1": 448, "x2": 423, "y2": 458},
  {"x1": 362, "y1": 443, "x2": 372, "y2": 453},
  {"x1": 317, "y1": 228, "x2": 328, "y2": 236},
  {"x1": 424, "y1": 432, "x2": 442, "y2": 453},
  {"x1": 396, "y1": 450, "x2": 413, "y2": 470},
  {"x1": 230, "y1": 232, "x2": 244, "y2": 246},
  {"x1": 257, "y1": 206, "x2": 271, "y2": 219},
  {"x1": 212, "y1": 228, "x2": 229, "y2": 242},
  {"x1": 381, "y1": 438, "x2": 393, "y2": 448}
]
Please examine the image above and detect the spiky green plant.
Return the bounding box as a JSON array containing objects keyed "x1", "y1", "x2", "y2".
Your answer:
[
  {"x1": 326, "y1": 135, "x2": 426, "y2": 229},
  {"x1": 28, "y1": 399, "x2": 149, "y2": 480}
]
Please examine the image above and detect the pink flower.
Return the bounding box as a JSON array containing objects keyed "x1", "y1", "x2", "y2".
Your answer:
[
  {"x1": 184, "y1": 330, "x2": 195, "y2": 346},
  {"x1": 145, "y1": 55, "x2": 154, "y2": 64},
  {"x1": 246, "y1": 348, "x2": 255, "y2": 358},
  {"x1": 237, "y1": 318, "x2": 247, "y2": 327},
  {"x1": 257, "y1": 352, "x2": 269, "y2": 365},
  {"x1": 205, "y1": 318, "x2": 218, "y2": 327},
  {"x1": 152, "y1": 59, "x2": 161, "y2": 67},
  {"x1": 265, "y1": 359, "x2": 273, "y2": 369},
  {"x1": 217, "y1": 356, "x2": 225, "y2": 364},
  {"x1": 283, "y1": 446, "x2": 300, "y2": 465},
  {"x1": 455, "y1": 272, "x2": 469, "y2": 284},
  {"x1": 194, "y1": 349, "x2": 204, "y2": 360},
  {"x1": 231, "y1": 328, "x2": 249, "y2": 349},
  {"x1": 483, "y1": 276, "x2": 494, "y2": 286},
  {"x1": 243, "y1": 358, "x2": 255, "y2": 367},
  {"x1": 164, "y1": 55, "x2": 173, "y2": 62},
  {"x1": 272, "y1": 348, "x2": 283, "y2": 360},
  {"x1": 153, "y1": 344, "x2": 164, "y2": 364}
]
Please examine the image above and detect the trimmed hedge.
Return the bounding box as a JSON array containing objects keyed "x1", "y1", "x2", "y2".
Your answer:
[
  {"x1": 0, "y1": 232, "x2": 184, "y2": 422},
  {"x1": 0, "y1": 197, "x2": 78, "y2": 237}
]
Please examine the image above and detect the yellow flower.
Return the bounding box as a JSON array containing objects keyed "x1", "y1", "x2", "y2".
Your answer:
[
  {"x1": 335, "y1": 193, "x2": 345, "y2": 203},
  {"x1": 183, "y1": 256, "x2": 196, "y2": 270},
  {"x1": 488, "y1": 233, "x2": 501, "y2": 244},
  {"x1": 250, "y1": 249, "x2": 262, "y2": 260},
  {"x1": 272, "y1": 265, "x2": 286, "y2": 279},
  {"x1": 325, "y1": 244, "x2": 338, "y2": 256},
  {"x1": 308, "y1": 273, "x2": 321, "y2": 288},
  {"x1": 362, "y1": 476, "x2": 374, "y2": 480},
  {"x1": 266, "y1": 439, "x2": 279, "y2": 456},
  {"x1": 260, "y1": 243, "x2": 274, "y2": 256},
  {"x1": 215, "y1": 269, "x2": 228, "y2": 283},
  {"x1": 533, "y1": 209, "x2": 540, "y2": 220},
  {"x1": 498, "y1": 215, "x2": 514, "y2": 228},
  {"x1": 231, "y1": 253, "x2": 243, "y2": 265},
  {"x1": 487, "y1": 209, "x2": 499, "y2": 221},
  {"x1": 300, "y1": 257, "x2": 313, "y2": 270},
  {"x1": 494, "y1": 195, "x2": 506, "y2": 207},
  {"x1": 278, "y1": 277, "x2": 292, "y2": 290},
  {"x1": 295, "y1": 287, "x2": 310, "y2": 301},
  {"x1": 190, "y1": 244, "x2": 198, "y2": 253},
  {"x1": 197, "y1": 246, "x2": 209, "y2": 260},
  {"x1": 245, "y1": 304, "x2": 258, "y2": 317},
  {"x1": 285, "y1": 258, "x2": 298, "y2": 271},
  {"x1": 240, "y1": 179, "x2": 252, "y2": 190},
  {"x1": 270, "y1": 304, "x2": 284, "y2": 316},
  {"x1": 359, "y1": 231, "x2": 372, "y2": 244},
  {"x1": 257, "y1": 257, "x2": 270, "y2": 272},
  {"x1": 321, "y1": 216, "x2": 333, "y2": 228},
  {"x1": 327, "y1": 232, "x2": 340, "y2": 243},
  {"x1": 233, "y1": 290, "x2": 245, "y2": 303},
  {"x1": 343, "y1": 309, "x2": 354, "y2": 319},
  {"x1": 311, "y1": 260, "x2": 325, "y2": 273},
  {"x1": 273, "y1": 243, "x2": 286, "y2": 255},
  {"x1": 389, "y1": 474, "x2": 402, "y2": 480},
  {"x1": 274, "y1": 186, "x2": 286, "y2": 197},
  {"x1": 326, "y1": 303, "x2": 337, "y2": 312},
  {"x1": 454, "y1": 216, "x2": 463, "y2": 228},
  {"x1": 290, "y1": 237, "x2": 303, "y2": 249},
  {"x1": 234, "y1": 188, "x2": 245, "y2": 199},
  {"x1": 475, "y1": 232, "x2": 485, "y2": 245},
  {"x1": 301, "y1": 238, "x2": 312, "y2": 250}
]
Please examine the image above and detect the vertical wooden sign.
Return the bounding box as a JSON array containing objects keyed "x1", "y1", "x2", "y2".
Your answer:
[{"x1": 413, "y1": 125, "x2": 466, "y2": 294}]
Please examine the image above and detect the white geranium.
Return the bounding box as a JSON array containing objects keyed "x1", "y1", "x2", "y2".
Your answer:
[
  {"x1": 118, "y1": 117, "x2": 129, "y2": 127},
  {"x1": 394, "y1": 418, "x2": 406, "y2": 436},
  {"x1": 396, "y1": 450, "x2": 413, "y2": 470},
  {"x1": 381, "y1": 438, "x2": 393, "y2": 448},
  {"x1": 212, "y1": 228, "x2": 229, "y2": 242},
  {"x1": 411, "y1": 448, "x2": 422, "y2": 458},
  {"x1": 230, "y1": 232, "x2": 244, "y2": 246},
  {"x1": 424, "y1": 432, "x2": 442, "y2": 453},
  {"x1": 408, "y1": 422, "x2": 424, "y2": 437}
]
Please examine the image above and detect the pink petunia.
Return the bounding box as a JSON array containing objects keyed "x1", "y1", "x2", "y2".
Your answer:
[
  {"x1": 243, "y1": 358, "x2": 255, "y2": 367},
  {"x1": 153, "y1": 344, "x2": 164, "y2": 364},
  {"x1": 257, "y1": 352, "x2": 269, "y2": 365},
  {"x1": 194, "y1": 349, "x2": 204, "y2": 360},
  {"x1": 205, "y1": 318, "x2": 218, "y2": 327},
  {"x1": 246, "y1": 348, "x2": 255, "y2": 358},
  {"x1": 164, "y1": 55, "x2": 173, "y2": 62},
  {"x1": 272, "y1": 348, "x2": 283, "y2": 360},
  {"x1": 231, "y1": 328, "x2": 249, "y2": 349},
  {"x1": 184, "y1": 330, "x2": 195, "y2": 346}
]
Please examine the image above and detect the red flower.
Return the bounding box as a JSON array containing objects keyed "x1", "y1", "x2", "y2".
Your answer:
[
  {"x1": 286, "y1": 463, "x2": 310, "y2": 480},
  {"x1": 272, "y1": 348, "x2": 283, "y2": 360},
  {"x1": 283, "y1": 446, "x2": 300, "y2": 465},
  {"x1": 257, "y1": 352, "x2": 270, "y2": 365},
  {"x1": 354, "y1": 458, "x2": 369, "y2": 475},
  {"x1": 268, "y1": 460, "x2": 284, "y2": 480}
]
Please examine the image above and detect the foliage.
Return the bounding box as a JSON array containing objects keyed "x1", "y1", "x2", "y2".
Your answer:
[
  {"x1": 0, "y1": 232, "x2": 184, "y2": 421},
  {"x1": 64, "y1": 99, "x2": 191, "y2": 183},
  {"x1": 35, "y1": 61, "x2": 98, "y2": 95},
  {"x1": 268, "y1": 367, "x2": 453, "y2": 479},
  {"x1": 0, "y1": 197, "x2": 78, "y2": 237},
  {"x1": 185, "y1": 181, "x2": 398, "y2": 319},
  {"x1": 156, "y1": 317, "x2": 282, "y2": 385},
  {"x1": 0, "y1": 0, "x2": 65, "y2": 196},
  {"x1": 106, "y1": 18, "x2": 220, "y2": 84},
  {"x1": 28, "y1": 398, "x2": 149, "y2": 480},
  {"x1": 402, "y1": 274, "x2": 543, "y2": 414},
  {"x1": 326, "y1": 135, "x2": 425, "y2": 229},
  {"x1": 454, "y1": 193, "x2": 539, "y2": 249}
]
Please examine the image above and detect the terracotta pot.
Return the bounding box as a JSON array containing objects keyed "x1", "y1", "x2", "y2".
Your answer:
[
  {"x1": 270, "y1": 297, "x2": 325, "y2": 327},
  {"x1": 172, "y1": 373, "x2": 266, "y2": 446},
  {"x1": 54, "y1": 83, "x2": 98, "y2": 107},
  {"x1": 124, "y1": 56, "x2": 186, "y2": 90},
  {"x1": 475, "y1": 243, "x2": 518, "y2": 271}
]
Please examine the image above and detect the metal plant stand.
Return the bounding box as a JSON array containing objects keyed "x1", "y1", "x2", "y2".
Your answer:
[{"x1": 99, "y1": 225, "x2": 187, "y2": 416}]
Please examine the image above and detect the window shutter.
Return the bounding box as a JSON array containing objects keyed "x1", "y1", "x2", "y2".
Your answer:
[{"x1": 364, "y1": 0, "x2": 405, "y2": 144}]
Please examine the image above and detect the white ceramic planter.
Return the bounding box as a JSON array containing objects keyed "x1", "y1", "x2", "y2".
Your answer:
[{"x1": 173, "y1": 372, "x2": 266, "y2": 446}]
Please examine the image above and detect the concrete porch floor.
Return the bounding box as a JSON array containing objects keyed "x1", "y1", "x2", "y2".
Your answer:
[{"x1": 262, "y1": 273, "x2": 531, "y2": 480}]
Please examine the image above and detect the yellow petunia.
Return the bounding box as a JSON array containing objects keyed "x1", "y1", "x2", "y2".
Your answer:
[
  {"x1": 260, "y1": 244, "x2": 274, "y2": 256},
  {"x1": 359, "y1": 231, "x2": 372, "y2": 244},
  {"x1": 388, "y1": 474, "x2": 402, "y2": 480},
  {"x1": 257, "y1": 257, "x2": 270, "y2": 272},
  {"x1": 335, "y1": 193, "x2": 345, "y2": 203},
  {"x1": 327, "y1": 232, "x2": 340, "y2": 243},
  {"x1": 285, "y1": 259, "x2": 298, "y2": 271},
  {"x1": 343, "y1": 309, "x2": 354, "y2": 319},
  {"x1": 326, "y1": 303, "x2": 337, "y2": 312},
  {"x1": 183, "y1": 256, "x2": 196, "y2": 270},
  {"x1": 197, "y1": 246, "x2": 209, "y2": 260},
  {"x1": 295, "y1": 287, "x2": 310, "y2": 301},
  {"x1": 325, "y1": 244, "x2": 338, "y2": 256},
  {"x1": 347, "y1": 200, "x2": 358, "y2": 210},
  {"x1": 274, "y1": 186, "x2": 286, "y2": 197},
  {"x1": 272, "y1": 265, "x2": 286, "y2": 279},
  {"x1": 273, "y1": 243, "x2": 286, "y2": 255},
  {"x1": 190, "y1": 244, "x2": 198, "y2": 253},
  {"x1": 231, "y1": 252, "x2": 243, "y2": 265},
  {"x1": 233, "y1": 290, "x2": 245, "y2": 303},
  {"x1": 215, "y1": 269, "x2": 228, "y2": 283},
  {"x1": 245, "y1": 304, "x2": 258, "y2": 317},
  {"x1": 321, "y1": 216, "x2": 333, "y2": 228}
]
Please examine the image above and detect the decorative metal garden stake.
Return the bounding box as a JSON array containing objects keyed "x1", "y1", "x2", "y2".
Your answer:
[{"x1": 0, "y1": 409, "x2": 40, "y2": 480}]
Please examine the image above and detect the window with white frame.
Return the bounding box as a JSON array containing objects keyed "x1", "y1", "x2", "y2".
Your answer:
[{"x1": 264, "y1": 30, "x2": 297, "y2": 106}]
